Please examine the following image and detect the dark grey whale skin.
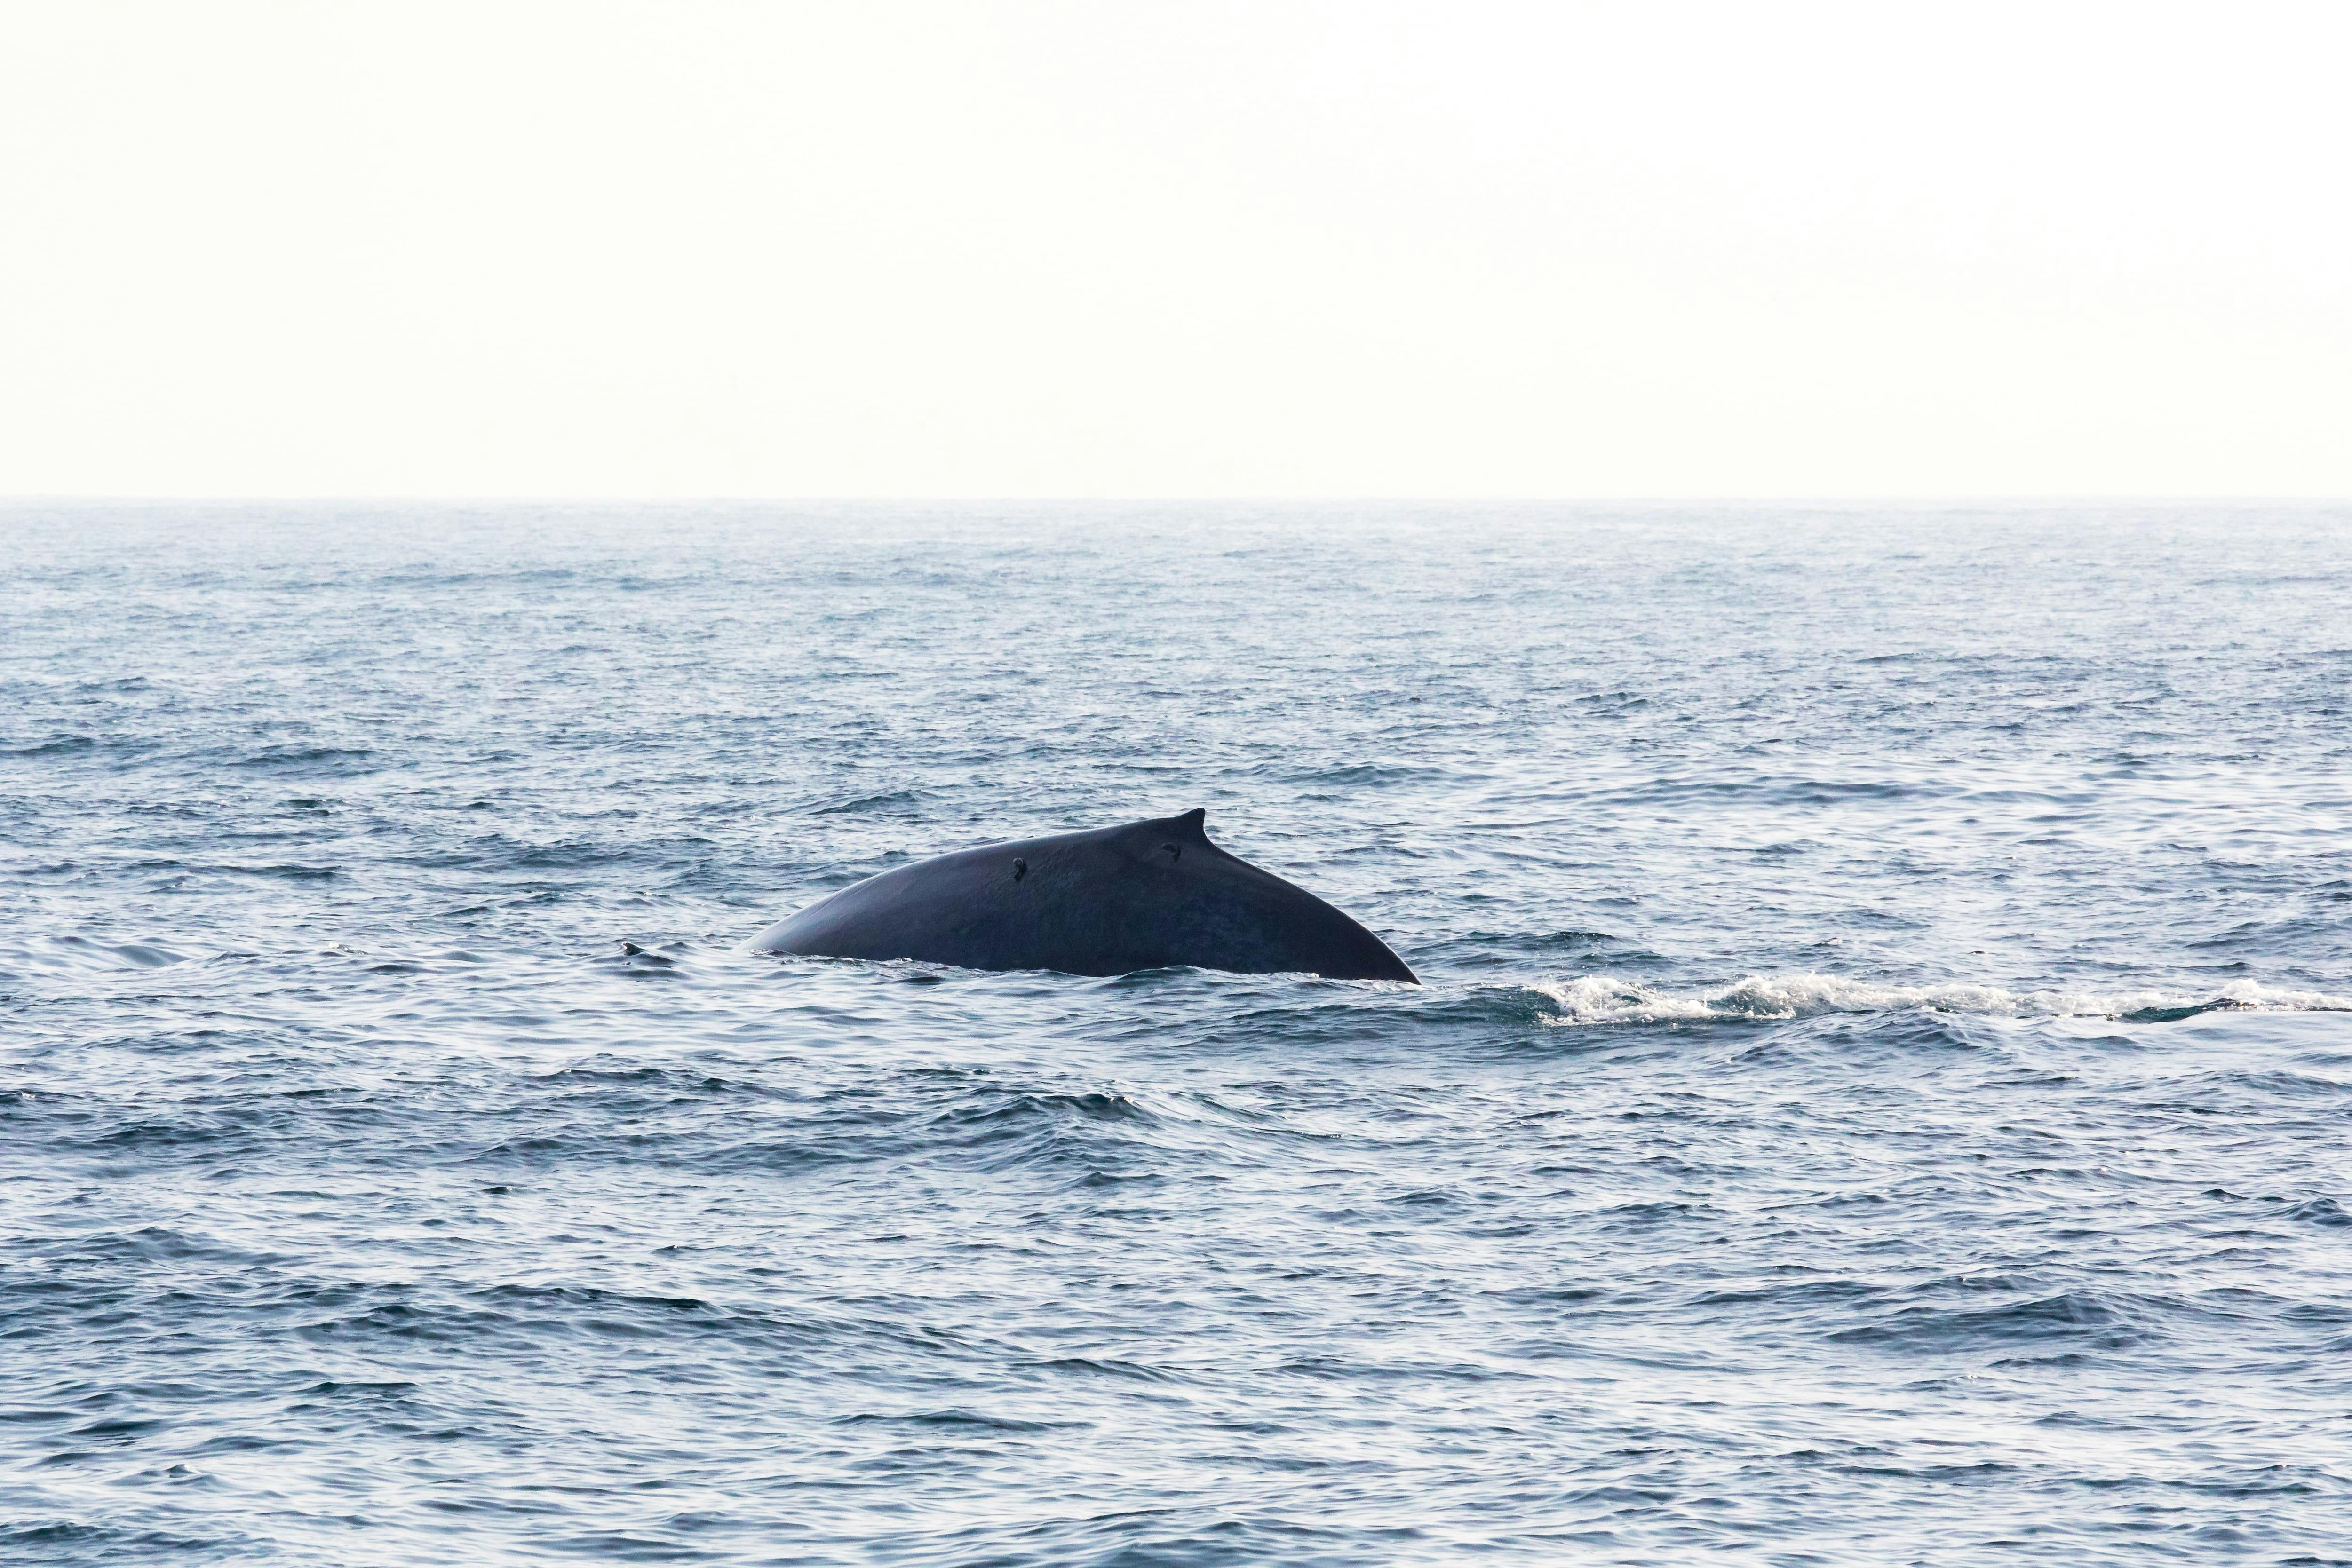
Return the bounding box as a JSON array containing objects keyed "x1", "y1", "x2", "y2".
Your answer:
[{"x1": 755, "y1": 808, "x2": 1418, "y2": 982}]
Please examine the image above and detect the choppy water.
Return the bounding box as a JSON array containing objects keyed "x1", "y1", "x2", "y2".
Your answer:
[{"x1": 5, "y1": 501, "x2": 2351, "y2": 1565}]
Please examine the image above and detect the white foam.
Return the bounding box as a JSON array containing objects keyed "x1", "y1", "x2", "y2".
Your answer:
[{"x1": 1528, "y1": 972, "x2": 2352, "y2": 1026}]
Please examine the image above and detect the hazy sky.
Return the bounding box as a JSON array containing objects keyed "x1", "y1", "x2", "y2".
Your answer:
[{"x1": 2, "y1": 1, "x2": 2345, "y2": 497}]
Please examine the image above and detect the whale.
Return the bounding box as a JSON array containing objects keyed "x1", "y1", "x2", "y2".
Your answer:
[{"x1": 755, "y1": 808, "x2": 1417, "y2": 982}]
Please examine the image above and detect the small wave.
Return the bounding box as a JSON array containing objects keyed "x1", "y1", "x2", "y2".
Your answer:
[
  {"x1": 1529, "y1": 972, "x2": 2352, "y2": 1026},
  {"x1": 936, "y1": 1090, "x2": 1156, "y2": 1131},
  {"x1": 228, "y1": 744, "x2": 374, "y2": 769},
  {"x1": 24, "y1": 935, "x2": 192, "y2": 971},
  {"x1": 809, "y1": 788, "x2": 928, "y2": 816},
  {"x1": 4, "y1": 734, "x2": 96, "y2": 757},
  {"x1": 593, "y1": 941, "x2": 685, "y2": 977},
  {"x1": 836, "y1": 1408, "x2": 1078, "y2": 1433},
  {"x1": 1279, "y1": 761, "x2": 1443, "y2": 787},
  {"x1": 1830, "y1": 1289, "x2": 2146, "y2": 1351}
]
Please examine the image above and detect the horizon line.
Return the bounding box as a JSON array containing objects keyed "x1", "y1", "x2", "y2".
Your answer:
[{"x1": 4, "y1": 493, "x2": 2347, "y2": 507}]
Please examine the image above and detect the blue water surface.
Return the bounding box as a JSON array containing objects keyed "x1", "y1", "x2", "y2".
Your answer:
[{"x1": 3, "y1": 501, "x2": 2350, "y2": 1564}]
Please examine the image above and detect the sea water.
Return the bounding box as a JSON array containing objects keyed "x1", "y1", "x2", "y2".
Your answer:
[{"x1": 3, "y1": 501, "x2": 2348, "y2": 1564}]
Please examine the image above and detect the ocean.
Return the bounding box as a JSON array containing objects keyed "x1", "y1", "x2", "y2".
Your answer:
[{"x1": 4, "y1": 500, "x2": 2349, "y2": 1564}]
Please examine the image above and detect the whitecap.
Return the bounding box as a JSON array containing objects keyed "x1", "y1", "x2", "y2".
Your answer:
[{"x1": 1529, "y1": 972, "x2": 2352, "y2": 1025}]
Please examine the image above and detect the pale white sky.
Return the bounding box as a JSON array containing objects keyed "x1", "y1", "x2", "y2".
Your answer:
[{"x1": 1, "y1": 0, "x2": 2345, "y2": 498}]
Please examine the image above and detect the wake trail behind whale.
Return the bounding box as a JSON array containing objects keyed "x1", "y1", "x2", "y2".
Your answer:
[{"x1": 1524, "y1": 972, "x2": 2352, "y2": 1026}]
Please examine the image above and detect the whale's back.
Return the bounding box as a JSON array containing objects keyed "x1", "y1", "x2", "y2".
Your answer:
[{"x1": 755, "y1": 808, "x2": 1416, "y2": 982}]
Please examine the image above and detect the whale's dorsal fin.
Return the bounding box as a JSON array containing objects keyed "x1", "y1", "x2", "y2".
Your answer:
[{"x1": 1142, "y1": 807, "x2": 1213, "y2": 849}]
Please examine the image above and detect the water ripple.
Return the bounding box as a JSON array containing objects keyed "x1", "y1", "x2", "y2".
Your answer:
[{"x1": 2, "y1": 502, "x2": 2349, "y2": 1564}]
